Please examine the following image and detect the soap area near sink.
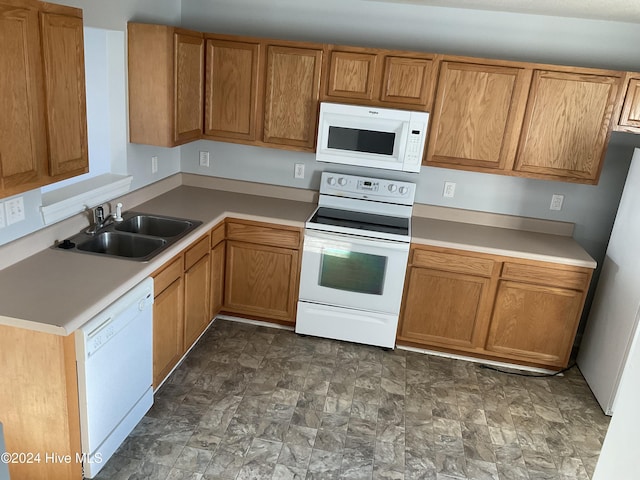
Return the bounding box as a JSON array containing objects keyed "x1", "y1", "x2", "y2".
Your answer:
[{"x1": 56, "y1": 210, "x2": 203, "y2": 262}]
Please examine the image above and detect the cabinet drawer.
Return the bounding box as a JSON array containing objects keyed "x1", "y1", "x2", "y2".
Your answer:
[
  {"x1": 153, "y1": 256, "x2": 184, "y2": 295},
  {"x1": 501, "y1": 262, "x2": 589, "y2": 290},
  {"x1": 226, "y1": 220, "x2": 300, "y2": 249},
  {"x1": 411, "y1": 248, "x2": 495, "y2": 277},
  {"x1": 185, "y1": 234, "x2": 210, "y2": 270},
  {"x1": 210, "y1": 222, "x2": 225, "y2": 248}
]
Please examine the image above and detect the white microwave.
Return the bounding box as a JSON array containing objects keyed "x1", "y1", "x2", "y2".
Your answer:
[{"x1": 315, "y1": 102, "x2": 429, "y2": 173}]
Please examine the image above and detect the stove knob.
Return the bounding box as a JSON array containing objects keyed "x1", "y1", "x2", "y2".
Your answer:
[
  {"x1": 388, "y1": 184, "x2": 397, "y2": 193},
  {"x1": 327, "y1": 177, "x2": 336, "y2": 186},
  {"x1": 399, "y1": 186, "x2": 408, "y2": 195},
  {"x1": 338, "y1": 177, "x2": 347, "y2": 186}
]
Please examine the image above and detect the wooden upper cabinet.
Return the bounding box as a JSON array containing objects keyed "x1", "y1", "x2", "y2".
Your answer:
[
  {"x1": 426, "y1": 61, "x2": 530, "y2": 171},
  {"x1": 618, "y1": 76, "x2": 640, "y2": 131},
  {"x1": 128, "y1": 23, "x2": 203, "y2": 147},
  {"x1": 0, "y1": 0, "x2": 47, "y2": 195},
  {"x1": 514, "y1": 70, "x2": 621, "y2": 183},
  {"x1": 40, "y1": 6, "x2": 88, "y2": 178},
  {"x1": 380, "y1": 55, "x2": 435, "y2": 107},
  {"x1": 204, "y1": 36, "x2": 260, "y2": 141},
  {"x1": 174, "y1": 31, "x2": 204, "y2": 144},
  {"x1": 323, "y1": 46, "x2": 437, "y2": 110},
  {"x1": 326, "y1": 50, "x2": 377, "y2": 100},
  {"x1": 262, "y1": 44, "x2": 323, "y2": 150}
]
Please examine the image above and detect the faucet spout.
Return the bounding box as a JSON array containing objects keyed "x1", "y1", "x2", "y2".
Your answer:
[{"x1": 85, "y1": 205, "x2": 112, "y2": 235}]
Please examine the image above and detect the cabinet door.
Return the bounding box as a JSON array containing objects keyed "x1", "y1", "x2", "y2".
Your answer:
[
  {"x1": 326, "y1": 50, "x2": 377, "y2": 100},
  {"x1": 399, "y1": 267, "x2": 492, "y2": 350},
  {"x1": 426, "y1": 61, "x2": 529, "y2": 171},
  {"x1": 262, "y1": 45, "x2": 323, "y2": 150},
  {"x1": 380, "y1": 56, "x2": 435, "y2": 107},
  {"x1": 485, "y1": 280, "x2": 583, "y2": 367},
  {"x1": 0, "y1": 1, "x2": 47, "y2": 194},
  {"x1": 225, "y1": 240, "x2": 299, "y2": 323},
  {"x1": 40, "y1": 10, "x2": 88, "y2": 178},
  {"x1": 210, "y1": 239, "x2": 225, "y2": 318},
  {"x1": 204, "y1": 38, "x2": 259, "y2": 140},
  {"x1": 153, "y1": 276, "x2": 184, "y2": 388},
  {"x1": 184, "y1": 252, "x2": 211, "y2": 349},
  {"x1": 174, "y1": 30, "x2": 204, "y2": 144},
  {"x1": 619, "y1": 78, "x2": 640, "y2": 128},
  {"x1": 514, "y1": 70, "x2": 620, "y2": 183}
]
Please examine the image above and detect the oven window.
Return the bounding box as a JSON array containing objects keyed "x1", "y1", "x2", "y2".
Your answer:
[
  {"x1": 328, "y1": 126, "x2": 395, "y2": 156},
  {"x1": 319, "y1": 248, "x2": 387, "y2": 295}
]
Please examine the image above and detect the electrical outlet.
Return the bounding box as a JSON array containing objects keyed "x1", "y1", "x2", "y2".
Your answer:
[
  {"x1": 443, "y1": 181, "x2": 456, "y2": 198},
  {"x1": 294, "y1": 163, "x2": 305, "y2": 179},
  {"x1": 199, "y1": 151, "x2": 210, "y2": 167},
  {"x1": 5, "y1": 196, "x2": 25, "y2": 225},
  {"x1": 151, "y1": 156, "x2": 158, "y2": 174},
  {"x1": 0, "y1": 202, "x2": 5, "y2": 228},
  {"x1": 550, "y1": 194, "x2": 564, "y2": 211}
]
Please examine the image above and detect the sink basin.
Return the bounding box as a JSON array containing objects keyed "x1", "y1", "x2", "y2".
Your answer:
[
  {"x1": 58, "y1": 212, "x2": 203, "y2": 262},
  {"x1": 77, "y1": 232, "x2": 167, "y2": 260},
  {"x1": 115, "y1": 215, "x2": 195, "y2": 237}
]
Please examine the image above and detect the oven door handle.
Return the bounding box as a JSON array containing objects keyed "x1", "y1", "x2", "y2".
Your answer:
[{"x1": 303, "y1": 229, "x2": 410, "y2": 251}]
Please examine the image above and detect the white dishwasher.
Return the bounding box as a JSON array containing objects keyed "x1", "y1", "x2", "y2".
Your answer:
[{"x1": 75, "y1": 278, "x2": 154, "y2": 478}]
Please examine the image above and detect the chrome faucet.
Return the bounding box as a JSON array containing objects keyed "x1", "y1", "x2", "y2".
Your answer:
[{"x1": 85, "y1": 205, "x2": 113, "y2": 235}]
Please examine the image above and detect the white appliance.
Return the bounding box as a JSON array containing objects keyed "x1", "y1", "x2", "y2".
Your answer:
[
  {"x1": 296, "y1": 172, "x2": 415, "y2": 348},
  {"x1": 316, "y1": 102, "x2": 429, "y2": 173},
  {"x1": 0, "y1": 423, "x2": 8, "y2": 480},
  {"x1": 75, "y1": 278, "x2": 154, "y2": 478},
  {"x1": 577, "y1": 147, "x2": 640, "y2": 415}
]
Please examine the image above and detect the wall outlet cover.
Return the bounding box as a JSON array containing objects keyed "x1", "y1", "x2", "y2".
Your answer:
[
  {"x1": 294, "y1": 163, "x2": 305, "y2": 179},
  {"x1": 550, "y1": 194, "x2": 564, "y2": 211},
  {"x1": 443, "y1": 181, "x2": 456, "y2": 198},
  {"x1": 0, "y1": 203, "x2": 5, "y2": 228},
  {"x1": 151, "y1": 156, "x2": 158, "y2": 174},
  {"x1": 5, "y1": 196, "x2": 25, "y2": 225}
]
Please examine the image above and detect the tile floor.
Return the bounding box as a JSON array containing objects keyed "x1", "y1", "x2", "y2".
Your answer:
[{"x1": 95, "y1": 318, "x2": 610, "y2": 480}]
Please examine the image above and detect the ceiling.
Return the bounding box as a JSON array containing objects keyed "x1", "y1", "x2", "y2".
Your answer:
[{"x1": 364, "y1": 0, "x2": 640, "y2": 23}]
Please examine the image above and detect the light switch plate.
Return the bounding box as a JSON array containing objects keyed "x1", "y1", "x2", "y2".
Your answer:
[
  {"x1": 5, "y1": 196, "x2": 25, "y2": 225},
  {"x1": 199, "y1": 151, "x2": 210, "y2": 167},
  {"x1": 0, "y1": 202, "x2": 5, "y2": 228}
]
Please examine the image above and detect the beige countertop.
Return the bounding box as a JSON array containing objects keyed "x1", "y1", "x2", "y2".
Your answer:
[
  {"x1": 411, "y1": 217, "x2": 597, "y2": 268},
  {"x1": 0, "y1": 183, "x2": 596, "y2": 336}
]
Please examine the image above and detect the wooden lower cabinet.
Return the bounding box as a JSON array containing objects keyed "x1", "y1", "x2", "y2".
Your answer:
[
  {"x1": 485, "y1": 280, "x2": 584, "y2": 367},
  {"x1": 210, "y1": 224, "x2": 226, "y2": 317},
  {"x1": 398, "y1": 247, "x2": 497, "y2": 352},
  {"x1": 223, "y1": 219, "x2": 301, "y2": 324},
  {"x1": 398, "y1": 245, "x2": 592, "y2": 369},
  {"x1": 152, "y1": 256, "x2": 184, "y2": 388},
  {"x1": 183, "y1": 234, "x2": 211, "y2": 349}
]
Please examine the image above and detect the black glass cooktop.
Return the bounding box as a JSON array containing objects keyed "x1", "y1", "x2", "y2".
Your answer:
[{"x1": 309, "y1": 207, "x2": 409, "y2": 236}]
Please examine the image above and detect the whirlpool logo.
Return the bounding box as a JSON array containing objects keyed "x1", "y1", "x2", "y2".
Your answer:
[{"x1": 368, "y1": 110, "x2": 379, "y2": 115}]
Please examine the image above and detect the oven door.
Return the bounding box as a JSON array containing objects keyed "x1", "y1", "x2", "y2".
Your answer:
[{"x1": 299, "y1": 229, "x2": 410, "y2": 315}]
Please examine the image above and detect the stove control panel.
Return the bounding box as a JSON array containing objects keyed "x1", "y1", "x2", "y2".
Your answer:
[{"x1": 321, "y1": 172, "x2": 416, "y2": 205}]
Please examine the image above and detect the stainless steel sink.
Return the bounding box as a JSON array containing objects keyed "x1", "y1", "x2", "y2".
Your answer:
[
  {"x1": 115, "y1": 215, "x2": 195, "y2": 237},
  {"x1": 77, "y1": 232, "x2": 167, "y2": 260},
  {"x1": 56, "y1": 211, "x2": 202, "y2": 261}
]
